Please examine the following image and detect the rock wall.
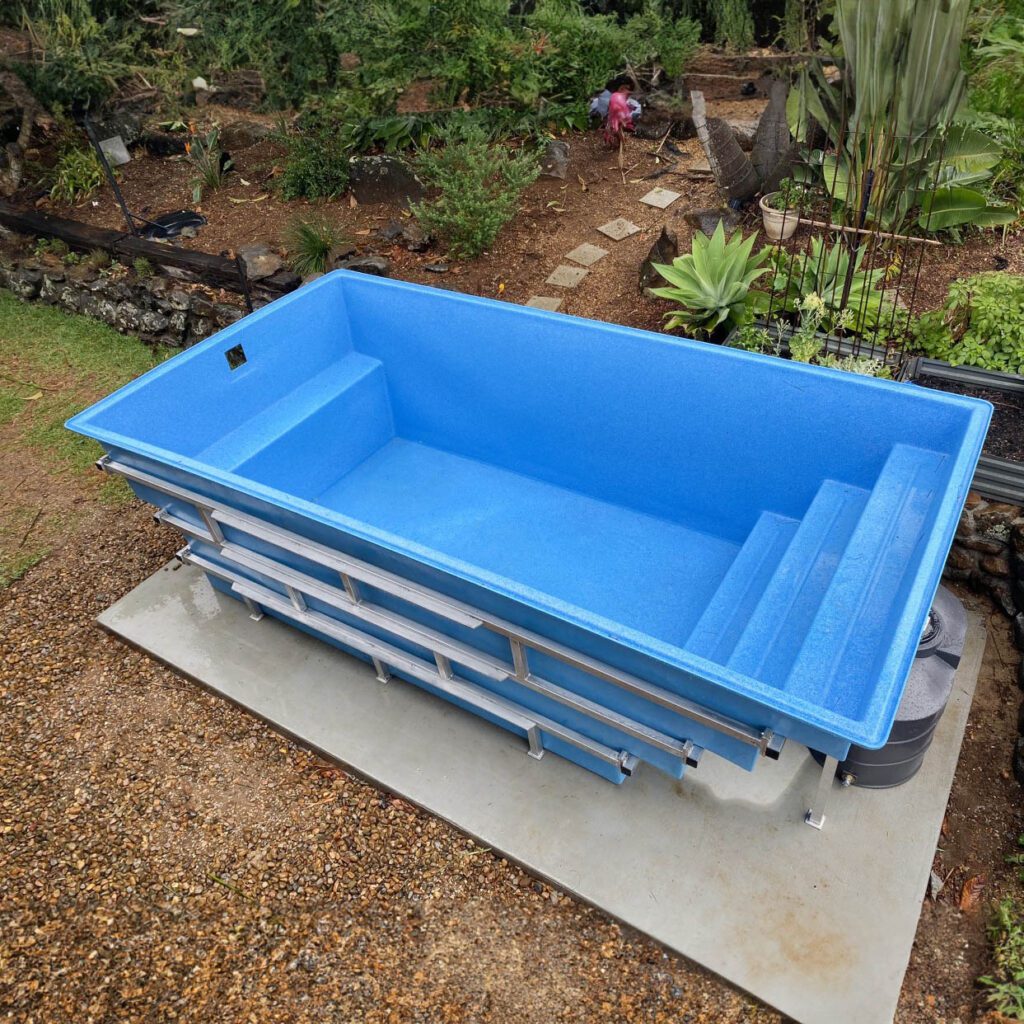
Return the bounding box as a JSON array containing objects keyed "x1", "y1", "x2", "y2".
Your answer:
[
  {"x1": 946, "y1": 492, "x2": 1024, "y2": 656},
  {"x1": 0, "y1": 255, "x2": 247, "y2": 349}
]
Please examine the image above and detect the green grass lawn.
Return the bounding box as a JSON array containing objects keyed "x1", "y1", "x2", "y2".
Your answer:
[{"x1": 0, "y1": 290, "x2": 172, "y2": 586}]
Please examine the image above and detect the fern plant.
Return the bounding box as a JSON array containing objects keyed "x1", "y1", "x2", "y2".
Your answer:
[{"x1": 651, "y1": 221, "x2": 771, "y2": 337}]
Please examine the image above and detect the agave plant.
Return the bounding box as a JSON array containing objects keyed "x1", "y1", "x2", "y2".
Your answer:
[
  {"x1": 796, "y1": 0, "x2": 1014, "y2": 233},
  {"x1": 651, "y1": 222, "x2": 771, "y2": 336}
]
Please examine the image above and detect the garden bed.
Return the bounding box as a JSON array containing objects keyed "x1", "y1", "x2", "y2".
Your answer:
[{"x1": 908, "y1": 358, "x2": 1024, "y2": 505}]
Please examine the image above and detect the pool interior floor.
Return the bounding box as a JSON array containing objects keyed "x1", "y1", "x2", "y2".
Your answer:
[{"x1": 316, "y1": 438, "x2": 739, "y2": 644}]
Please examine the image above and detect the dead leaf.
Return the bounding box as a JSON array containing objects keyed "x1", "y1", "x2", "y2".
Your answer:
[
  {"x1": 25, "y1": 391, "x2": 42, "y2": 401},
  {"x1": 959, "y1": 874, "x2": 985, "y2": 911},
  {"x1": 348, "y1": 194, "x2": 358, "y2": 208}
]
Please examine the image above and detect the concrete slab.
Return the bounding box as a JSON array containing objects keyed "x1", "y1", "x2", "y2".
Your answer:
[
  {"x1": 545, "y1": 264, "x2": 588, "y2": 289},
  {"x1": 596, "y1": 218, "x2": 640, "y2": 241},
  {"x1": 565, "y1": 243, "x2": 608, "y2": 267},
  {"x1": 525, "y1": 296, "x2": 564, "y2": 312},
  {"x1": 100, "y1": 562, "x2": 984, "y2": 1024},
  {"x1": 639, "y1": 187, "x2": 681, "y2": 209}
]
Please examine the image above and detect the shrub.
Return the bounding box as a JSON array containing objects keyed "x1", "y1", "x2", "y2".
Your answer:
[
  {"x1": 285, "y1": 216, "x2": 343, "y2": 276},
  {"x1": 711, "y1": 0, "x2": 755, "y2": 51},
  {"x1": 275, "y1": 112, "x2": 351, "y2": 201},
  {"x1": 49, "y1": 144, "x2": 103, "y2": 203},
  {"x1": 16, "y1": 0, "x2": 138, "y2": 112},
  {"x1": 411, "y1": 127, "x2": 540, "y2": 259},
  {"x1": 651, "y1": 222, "x2": 771, "y2": 337},
  {"x1": 132, "y1": 257, "x2": 154, "y2": 278},
  {"x1": 914, "y1": 272, "x2": 1024, "y2": 374}
]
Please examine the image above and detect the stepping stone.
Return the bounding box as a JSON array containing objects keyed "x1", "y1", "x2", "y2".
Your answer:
[
  {"x1": 639, "y1": 187, "x2": 682, "y2": 209},
  {"x1": 565, "y1": 242, "x2": 608, "y2": 267},
  {"x1": 545, "y1": 264, "x2": 588, "y2": 289},
  {"x1": 597, "y1": 218, "x2": 641, "y2": 241},
  {"x1": 526, "y1": 296, "x2": 563, "y2": 312}
]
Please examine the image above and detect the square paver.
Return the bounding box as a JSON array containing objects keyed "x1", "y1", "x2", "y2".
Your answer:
[
  {"x1": 597, "y1": 218, "x2": 641, "y2": 241},
  {"x1": 526, "y1": 295, "x2": 563, "y2": 312},
  {"x1": 545, "y1": 264, "x2": 588, "y2": 289},
  {"x1": 639, "y1": 186, "x2": 682, "y2": 209},
  {"x1": 565, "y1": 243, "x2": 608, "y2": 267}
]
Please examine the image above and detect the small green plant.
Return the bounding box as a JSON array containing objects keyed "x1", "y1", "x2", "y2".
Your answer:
[
  {"x1": 285, "y1": 216, "x2": 342, "y2": 276},
  {"x1": 275, "y1": 112, "x2": 352, "y2": 201},
  {"x1": 651, "y1": 221, "x2": 771, "y2": 337},
  {"x1": 728, "y1": 322, "x2": 777, "y2": 354},
  {"x1": 186, "y1": 126, "x2": 232, "y2": 203},
  {"x1": 980, "y1": 897, "x2": 1024, "y2": 1019},
  {"x1": 33, "y1": 237, "x2": 69, "y2": 260},
  {"x1": 132, "y1": 257, "x2": 154, "y2": 279},
  {"x1": 914, "y1": 272, "x2": 1024, "y2": 374},
  {"x1": 766, "y1": 177, "x2": 810, "y2": 212},
  {"x1": 817, "y1": 353, "x2": 891, "y2": 378},
  {"x1": 411, "y1": 126, "x2": 540, "y2": 260},
  {"x1": 49, "y1": 144, "x2": 104, "y2": 203}
]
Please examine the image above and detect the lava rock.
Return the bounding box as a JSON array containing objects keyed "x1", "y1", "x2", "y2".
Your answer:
[
  {"x1": 377, "y1": 219, "x2": 430, "y2": 251},
  {"x1": 9, "y1": 267, "x2": 42, "y2": 299},
  {"x1": 140, "y1": 310, "x2": 170, "y2": 334},
  {"x1": 639, "y1": 225, "x2": 678, "y2": 294},
  {"x1": 140, "y1": 131, "x2": 188, "y2": 157},
  {"x1": 540, "y1": 140, "x2": 570, "y2": 179},
  {"x1": 220, "y1": 120, "x2": 271, "y2": 151},
  {"x1": 257, "y1": 268, "x2": 302, "y2": 293},
  {"x1": 335, "y1": 255, "x2": 391, "y2": 277},
  {"x1": 684, "y1": 207, "x2": 742, "y2": 236},
  {"x1": 115, "y1": 302, "x2": 142, "y2": 333},
  {"x1": 237, "y1": 244, "x2": 284, "y2": 281},
  {"x1": 348, "y1": 155, "x2": 423, "y2": 206}
]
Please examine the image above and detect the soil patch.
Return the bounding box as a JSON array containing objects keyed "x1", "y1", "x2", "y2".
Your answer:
[{"x1": 917, "y1": 373, "x2": 1024, "y2": 463}]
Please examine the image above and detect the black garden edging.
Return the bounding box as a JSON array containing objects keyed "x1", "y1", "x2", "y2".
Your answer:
[{"x1": 905, "y1": 357, "x2": 1024, "y2": 506}]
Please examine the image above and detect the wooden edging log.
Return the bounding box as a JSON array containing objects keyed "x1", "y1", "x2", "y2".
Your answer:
[{"x1": 0, "y1": 200, "x2": 297, "y2": 296}]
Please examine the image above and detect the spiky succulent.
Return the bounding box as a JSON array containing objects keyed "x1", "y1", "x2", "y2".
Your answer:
[{"x1": 651, "y1": 221, "x2": 771, "y2": 336}]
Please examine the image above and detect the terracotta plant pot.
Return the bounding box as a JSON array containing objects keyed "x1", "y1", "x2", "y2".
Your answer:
[{"x1": 760, "y1": 193, "x2": 799, "y2": 241}]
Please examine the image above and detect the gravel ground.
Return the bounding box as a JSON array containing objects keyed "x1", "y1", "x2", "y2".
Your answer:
[
  {"x1": 2, "y1": 479, "x2": 1021, "y2": 1023},
  {"x1": 1, "y1": 496, "x2": 783, "y2": 1024}
]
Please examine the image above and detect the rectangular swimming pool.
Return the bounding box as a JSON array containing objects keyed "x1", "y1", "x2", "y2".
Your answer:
[{"x1": 68, "y1": 271, "x2": 990, "y2": 784}]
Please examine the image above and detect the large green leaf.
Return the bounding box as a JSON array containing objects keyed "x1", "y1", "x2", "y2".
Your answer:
[
  {"x1": 941, "y1": 125, "x2": 1002, "y2": 177},
  {"x1": 918, "y1": 187, "x2": 986, "y2": 229}
]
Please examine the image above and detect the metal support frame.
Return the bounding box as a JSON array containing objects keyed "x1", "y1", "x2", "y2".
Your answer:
[{"x1": 105, "y1": 455, "x2": 788, "y2": 783}]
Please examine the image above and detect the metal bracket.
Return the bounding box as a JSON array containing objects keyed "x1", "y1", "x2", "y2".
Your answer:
[{"x1": 805, "y1": 754, "x2": 839, "y2": 830}]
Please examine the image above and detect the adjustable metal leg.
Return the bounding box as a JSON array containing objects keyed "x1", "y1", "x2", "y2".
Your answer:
[
  {"x1": 526, "y1": 724, "x2": 545, "y2": 760},
  {"x1": 805, "y1": 754, "x2": 839, "y2": 830},
  {"x1": 242, "y1": 596, "x2": 264, "y2": 621},
  {"x1": 372, "y1": 658, "x2": 391, "y2": 684}
]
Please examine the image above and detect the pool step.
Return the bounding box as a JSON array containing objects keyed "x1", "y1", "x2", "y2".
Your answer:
[
  {"x1": 726, "y1": 480, "x2": 869, "y2": 683},
  {"x1": 784, "y1": 443, "x2": 947, "y2": 707},
  {"x1": 196, "y1": 353, "x2": 386, "y2": 471},
  {"x1": 685, "y1": 511, "x2": 799, "y2": 664}
]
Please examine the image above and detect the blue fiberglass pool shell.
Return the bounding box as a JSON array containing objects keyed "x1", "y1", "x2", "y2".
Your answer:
[{"x1": 67, "y1": 271, "x2": 991, "y2": 785}]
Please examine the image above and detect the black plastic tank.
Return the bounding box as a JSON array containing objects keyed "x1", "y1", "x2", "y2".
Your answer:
[{"x1": 813, "y1": 585, "x2": 967, "y2": 788}]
